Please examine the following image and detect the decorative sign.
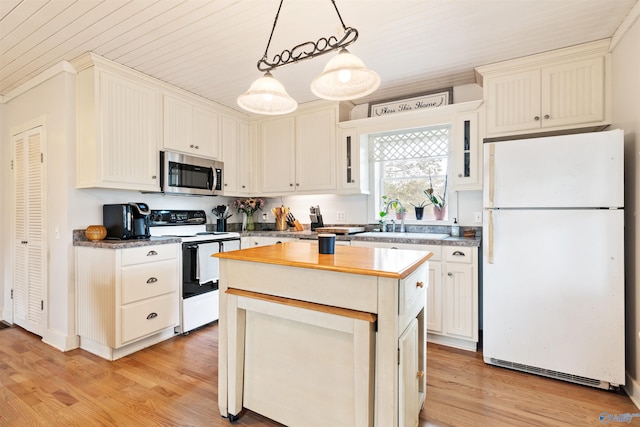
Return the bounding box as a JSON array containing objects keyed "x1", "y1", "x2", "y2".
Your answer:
[{"x1": 368, "y1": 88, "x2": 453, "y2": 117}]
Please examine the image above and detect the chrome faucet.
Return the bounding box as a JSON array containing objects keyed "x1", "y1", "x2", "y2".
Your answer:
[{"x1": 384, "y1": 199, "x2": 405, "y2": 233}]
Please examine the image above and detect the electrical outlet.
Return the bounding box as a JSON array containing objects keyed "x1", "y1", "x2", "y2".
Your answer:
[
  {"x1": 474, "y1": 212, "x2": 483, "y2": 223},
  {"x1": 336, "y1": 211, "x2": 346, "y2": 221},
  {"x1": 262, "y1": 213, "x2": 268, "y2": 221}
]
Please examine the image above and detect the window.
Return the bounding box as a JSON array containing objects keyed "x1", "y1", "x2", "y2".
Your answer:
[{"x1": 370, "y1": 125, "x2": 450, "y2": 222}]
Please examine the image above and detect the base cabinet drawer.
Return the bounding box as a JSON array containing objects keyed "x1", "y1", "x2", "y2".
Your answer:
[
  {"x1": 121, "y1": 259, "x2": 179, "y2": 304},
  {"x1": 121, "y1": 244, "x2": 178, "y2": 266},
  {"x1": 120, "y1": 292, "x2": 179, "y2": 344}
]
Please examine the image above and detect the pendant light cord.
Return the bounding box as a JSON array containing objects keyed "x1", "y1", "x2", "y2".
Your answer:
[
  {"x1": 257, "y1": 0, "x2": 358, "y2": 72},
  {"x1": 261, "y1": 0, "x2": 284, "y2": 62}
]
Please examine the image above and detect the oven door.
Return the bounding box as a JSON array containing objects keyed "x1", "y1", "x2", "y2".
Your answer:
[{"x1": 182, "y1": 241, "x2": 220, "y2": 298}]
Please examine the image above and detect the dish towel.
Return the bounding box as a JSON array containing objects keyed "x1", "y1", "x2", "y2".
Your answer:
[{"x1": 197, "y1": 242, "x2": 219, "y2": 285}]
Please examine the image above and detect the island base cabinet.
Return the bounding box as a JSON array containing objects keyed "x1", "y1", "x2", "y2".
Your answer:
[
  {"x1": 226, "y1": 291, "x2": 375, "y2": 427},
  {"x1": 218, "y1": 248, "x2": 429, "y2": 427}
]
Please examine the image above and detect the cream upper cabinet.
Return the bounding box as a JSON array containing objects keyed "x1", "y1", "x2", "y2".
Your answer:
[
  {"x1": 74, "y1": 53, "x2": 161, "y2": 191},
  {"x1": 451, "y1": 110, "x2": 482, "y2": 191},
  {"x1": 337, "y1": 127, "x2": 370, "y2": 194},
  {"x1": 259, "y1": 116, "x2": 296, "y2": 193},
  {"x1": 163, "y1": 92, "x2": 221, "y2": 159},
  {"x1": 259, "y1": 103, "x2": 345, "y2": 195},
  {"x1": 477, "y1": 40, "x2": 611, "y2": 138},
  {"x1": 222, "y1": 115, "x2": 253, "y2": 196},
  {"x1": 295, "y1": 108, "x2": 337, "y2": 191}
]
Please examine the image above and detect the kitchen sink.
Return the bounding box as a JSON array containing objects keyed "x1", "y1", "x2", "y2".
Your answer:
[{"x1": 356, "y1": 232, "x2": 450, "y2": 240}]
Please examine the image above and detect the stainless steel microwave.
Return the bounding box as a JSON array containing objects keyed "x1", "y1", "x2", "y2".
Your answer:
[{"x1": 160, "y1": 151, "x2": 224, "y2": 196}]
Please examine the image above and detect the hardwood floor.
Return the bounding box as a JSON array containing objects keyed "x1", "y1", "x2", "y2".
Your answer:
[{"x1": 0, "y1": 324, "x2": 636, "y2": 426}]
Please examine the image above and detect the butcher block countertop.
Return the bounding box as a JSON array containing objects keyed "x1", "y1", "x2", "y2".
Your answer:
[{"x1": 214, "y1": 241, "x2": 432, "y2": 279}]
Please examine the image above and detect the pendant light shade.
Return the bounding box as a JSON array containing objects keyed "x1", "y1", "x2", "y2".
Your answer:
[
  {"x1": 237, "y1": 72, "x2": 298, "y2": 115},
  {"x1": 310, "y1": 48, "x2": 381, "y2": 101}
]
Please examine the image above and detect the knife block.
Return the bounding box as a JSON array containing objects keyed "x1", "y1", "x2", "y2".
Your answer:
[{"x1": 310, "y1": 215, "x2": 324, "y2": 231}]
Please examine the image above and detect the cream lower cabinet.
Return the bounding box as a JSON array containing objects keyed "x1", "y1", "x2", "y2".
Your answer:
[
  {"x1": 351, "y1": 240, "x2": 478, "y2": 351},
  {"x1": 240, "y1": 236, "x2": 298, "y2": 248},
  {"x1": 76, "y1": 243, "x2": 180, "y2": 360}
]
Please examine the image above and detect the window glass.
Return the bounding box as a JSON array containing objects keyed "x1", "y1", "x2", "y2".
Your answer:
[{"x1": 370, "y1": 125, "x2": 450, "y2": 221}]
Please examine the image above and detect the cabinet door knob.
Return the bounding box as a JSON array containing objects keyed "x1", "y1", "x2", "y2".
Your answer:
[
  {"x1": 416, "y1": 281, "x2": 424, "y2": 288},
  {"x1": 289, "y1": 183, "x2": 294, "y2": 187},
  {"x1": 296, "y1": 183, "x2": 299, "y2": 186},
  {"x1": 146, "y1": 312, "x2": 158, "y2": 320},
  {"x1": 147, "y1": 277, "x2": 158, "y2": 284},
  {"x1": 241, "y1": 185, "x2": 246, "y2": 188},
  {"x1": 147, "y1": 250, "x2": 158, "y2": 256},
  {"x1": 534, "y1": 116, "x2": 540, "y2": 121},
  {"x1": 224, "y1": 183, "x2": 228, "y2": 186},
  {"x1": 350, "y1": 180, "x2": 355, "y2": 183},
  {"x1": 417, "y1": 370, "x2": 425, "y2": 378},
  {"x1": 190, "y1": 144, "x2": 195, "y2": 148},
  {"x1": 151, "y1": 175, "x2": 157, "y2": 179},
  {"x1": 195, "y1": 145, "x2": 199, "y2": 149},
  {"x1": 458, "y1": 173, "x2": 462, "y2": 177},
  {"x1": 544, "y1": 114, "x2": 550, "y2": 119},
  {"x1": 448, "y1": 272, "x2": 453, "y2": 277}
]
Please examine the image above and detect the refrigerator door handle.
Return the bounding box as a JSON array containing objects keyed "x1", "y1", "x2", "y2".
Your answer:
[
  {"x1": 488, "y1": 144, "x2": 495, "y2": 208},
  {"x1": 488, "y1": 210, "x2": 494, "y2": 264}
]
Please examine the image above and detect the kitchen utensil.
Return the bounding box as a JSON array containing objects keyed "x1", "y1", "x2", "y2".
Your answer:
[{"x1": 286, "y1": 212, "x2": 295, "y2": 227}]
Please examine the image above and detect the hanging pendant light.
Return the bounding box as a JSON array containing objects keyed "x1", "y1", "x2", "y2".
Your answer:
[
  {"x1": 310, "y1": 48, "x2": 380, "y2": 101},
  {"x1": 237, "y1": 72, "x2": 297, "y2": 115},
  {"x1": 237, "y1": 0, "x2": 379, "y2": 115}
]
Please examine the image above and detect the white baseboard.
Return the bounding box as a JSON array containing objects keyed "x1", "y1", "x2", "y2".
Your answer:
[
  {"x1": 42, "y1": 329, "x2": 80, "y2": 352},
  {"x1": 625, "y1": 373, "x2": 640, "y2": 410},
  {"x1": 427, "y1": 333, "x2": 478, "y2": 352}
]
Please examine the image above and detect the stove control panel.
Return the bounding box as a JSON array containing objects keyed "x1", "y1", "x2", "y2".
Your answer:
[{"x1": 149, "y1": 210, "x2": 207, "y2": 226}]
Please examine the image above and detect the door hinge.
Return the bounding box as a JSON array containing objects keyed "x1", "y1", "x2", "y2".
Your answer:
[
  {"x1": 10, "y1": 160, "x2": 13, "y2": 170},
  {"x1": 398, "y1": 348, "x2": 400, "y2": 365},
  {"x1": 41, "y1": 153, "x2": 43, "y2": 163},
  {"x1": 41, "y1": 300, "x2": 44, "y2": 310},
  {"x1": 11, "y1": 289, "x2": 13, "y2": 299}
]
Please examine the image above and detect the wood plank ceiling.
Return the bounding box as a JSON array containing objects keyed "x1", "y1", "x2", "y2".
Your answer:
[{"x1": 0, "y1": 0, "x2": 638, "y2": 114}]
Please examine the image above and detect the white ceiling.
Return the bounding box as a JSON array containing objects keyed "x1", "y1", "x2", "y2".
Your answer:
[{"x1": 1, "y1": 0, "x2": 638, "y2": 114}]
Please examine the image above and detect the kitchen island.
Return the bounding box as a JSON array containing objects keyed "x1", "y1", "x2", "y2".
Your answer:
[{"x1": 215, "y1": 241, "x2": 432, "y2": 427}]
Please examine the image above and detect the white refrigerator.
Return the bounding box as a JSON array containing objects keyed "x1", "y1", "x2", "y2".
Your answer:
[{"x1": 482, "y1": 129, "x2": 625, "y2": 389}]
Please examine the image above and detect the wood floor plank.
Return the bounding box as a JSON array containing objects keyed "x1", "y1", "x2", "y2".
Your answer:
[{"x1": 0, "y1": 325, "x2": 636, "y2": 426}]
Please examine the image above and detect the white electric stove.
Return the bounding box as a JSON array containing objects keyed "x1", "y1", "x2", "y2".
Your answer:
[{"x1": 149, "y1": 210, "x2": 240, "y2": 333}]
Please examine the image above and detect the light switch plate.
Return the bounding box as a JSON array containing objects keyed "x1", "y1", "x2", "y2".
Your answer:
[
  {"x1": 336, "y1": 211, "x2": 346, "y2": 221},
  {"x1": 474, "y1": 212, "x2": 482, "y2": 223}
]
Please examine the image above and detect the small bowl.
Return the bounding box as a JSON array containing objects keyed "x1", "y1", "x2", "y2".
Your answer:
[{"x1": 85, "y1": 225, "x2": 107, "y2": 241}]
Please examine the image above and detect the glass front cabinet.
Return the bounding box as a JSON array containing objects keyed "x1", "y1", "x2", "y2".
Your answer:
[{"x1": 451, "y1": 110, "x2": 482, "y2": 191}]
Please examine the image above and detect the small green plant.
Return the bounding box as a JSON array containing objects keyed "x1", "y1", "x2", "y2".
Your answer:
[{"x1": 410, "y1": 200, "x2": 428, "y2": 208}]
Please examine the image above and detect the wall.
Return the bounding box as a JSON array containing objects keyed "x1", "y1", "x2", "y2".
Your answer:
[
  {"x1": 0, "y1": 102, "x2": 7, "y2": 322},
  {"x1": 612, "y1": 11, "x2": 640, "y2": 407}
]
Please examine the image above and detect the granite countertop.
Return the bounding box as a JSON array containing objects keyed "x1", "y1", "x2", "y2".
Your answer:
[
  {"x1": 73, "y1": 229, "x2": 181, "y2": 249},
  {"x1": 214, "y1": 241, "x2": 433, "y2": 279},
  {"x1": 241, "y1": 230, "x2": 481, "y2": 247}
]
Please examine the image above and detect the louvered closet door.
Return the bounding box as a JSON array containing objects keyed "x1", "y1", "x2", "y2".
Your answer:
[{"x1": 13, "y1": 127, "x2": 45, "y2": 335}]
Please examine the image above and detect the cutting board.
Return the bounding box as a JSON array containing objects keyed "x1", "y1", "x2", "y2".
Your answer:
[{"x1": 314, "y1": 226, "x2": 366, "y2": 235}]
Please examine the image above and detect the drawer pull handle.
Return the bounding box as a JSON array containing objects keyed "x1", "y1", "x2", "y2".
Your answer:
[
  {"x1": 147, "y1": 277, "x2": 158, "y2": 284},
  {"x1": 452, "y1": 251, "x2": 466, "y2": 256},
  {"x1": 147, "y1": 250, "x2": 158, "y2": 256},
  {"x1": 417, "y1": 370, "x2": 425, "y2": 379},
  {"x1": 448, "y1": 272, "x2": 453, "y2": 277},
  {"x1": 416, "y1": 281, "x2": 424, "y2": 288},
  {"x1": 147, "y1": 312, "x2": 158, "y2": 320}
]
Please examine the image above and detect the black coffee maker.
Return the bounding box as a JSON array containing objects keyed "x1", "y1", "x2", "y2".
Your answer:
[{"x1": 103, "y1": 203, "x2": 151, "y2": 239}]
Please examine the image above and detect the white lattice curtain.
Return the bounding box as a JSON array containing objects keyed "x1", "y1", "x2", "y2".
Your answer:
[{"x1": 370, "y1": 127, "x2": 450, "y2": 161}]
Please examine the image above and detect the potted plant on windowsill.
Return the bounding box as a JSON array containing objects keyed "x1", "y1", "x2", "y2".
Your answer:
[
  {"x1": 410, "y1": 201, "x2": 427, "y2": 220},
  {"x1": 424, "y1": 174, "x2": 447, "y2": 220}
]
